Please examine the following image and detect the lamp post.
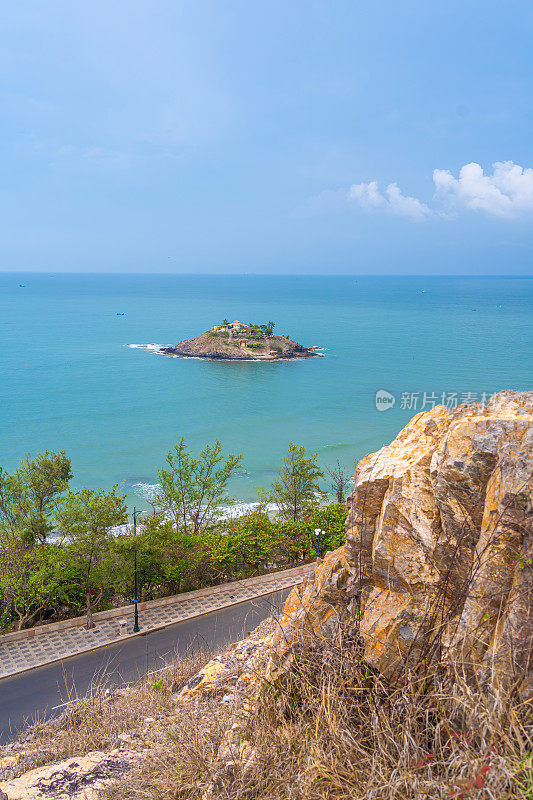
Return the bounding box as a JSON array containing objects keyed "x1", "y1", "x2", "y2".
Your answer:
[
  {"x1": 314, "y1": 528, "x2": 325, "y2": 558},
  {"x1": 132, "y1": 506, "x2": 140, "y2": 633}
]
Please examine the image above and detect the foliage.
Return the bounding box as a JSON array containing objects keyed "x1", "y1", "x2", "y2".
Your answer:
[
  {"x1": 140, "y1": 514, "x2": 216, "y2": 593},
  {"x1": 156, "y1": 437, "x2": 243, "y2": 535},
  {"x1": 18, "y1": 450, "x2": 73, "y2": 543},
  {"x1": 0, "y1": 450, "x2": 72, "y2": 545},
  {"x1": 213, "y1": 510, "x2": 276, "y2": 577},
  {"x1": 56, "y1": 486, "x2": 127, "y2": 628},
  {"x1": 262, "y1": 442, "x2": 326, "y2": 522},
  {"x1": 0, "y1": 440, "x2": 346, "y2": 633},
  {"x1": 0, "y1": 543, "x2": 66, "y2": 630},
  {"x1": 0, "y1": 466, "x2": 29, "y2": 539},
  {"x1": 302, "y1": 503, "x2": 348, "y2": 555},
  {"x1": 0, "y1": 450, "x2": 74, "y2": 629}
]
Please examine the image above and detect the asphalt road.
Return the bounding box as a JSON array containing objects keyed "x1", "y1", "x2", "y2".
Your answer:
[{"x1": 0, "y1": 588, "x2": 289, "y2": 744}]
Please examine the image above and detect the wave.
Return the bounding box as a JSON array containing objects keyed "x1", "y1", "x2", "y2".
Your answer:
[
  {"x1": 219, "y1": 501, "x2": 277, "y2": 519},
  {"x1": 127, "y1": 343, "x2": 167, "y2": 353},
  {"x1": 132, "y1": 481, "x2": 159, "y2": 498},
  {"x1": 127, "y1": 345, "x2": 319, "y2": 363},
  {"x1": 127, "y1": 482, "x2": 277, "y2": 525},
  {"x1": 49, "y1": 499, "x2": 285, "y2": 542}
]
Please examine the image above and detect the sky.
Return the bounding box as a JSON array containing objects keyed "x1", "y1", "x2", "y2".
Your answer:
[{"x1": 1, "y1": 1, "x2": 532, "y2": 275}]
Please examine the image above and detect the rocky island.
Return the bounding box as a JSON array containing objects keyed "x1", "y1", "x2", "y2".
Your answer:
[{"x1": 159, "y1": 319, "x2": 320, "y2": 360}]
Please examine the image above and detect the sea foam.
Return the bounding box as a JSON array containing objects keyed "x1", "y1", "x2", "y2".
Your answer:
[{"x1": 127, "y1": 343, "x2": 166, "y2": 353}]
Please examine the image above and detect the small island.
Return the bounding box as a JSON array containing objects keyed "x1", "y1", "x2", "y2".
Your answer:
[{"x1": 159, "y1": 319, "x2": 321, "y2": 361}]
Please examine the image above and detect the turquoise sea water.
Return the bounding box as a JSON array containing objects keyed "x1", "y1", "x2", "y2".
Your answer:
[{"x1": 0, "y1": 274, "x2": 531, "y2": 511}]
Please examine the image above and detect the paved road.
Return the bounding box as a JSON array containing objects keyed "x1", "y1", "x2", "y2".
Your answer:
[{"x1": 0, "y1": 589, "x2": 288, "y2": 744}]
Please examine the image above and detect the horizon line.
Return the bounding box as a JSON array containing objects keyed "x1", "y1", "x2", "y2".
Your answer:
[{"x1": 1, "y1": 271, "x2": 532, "y2": 278}]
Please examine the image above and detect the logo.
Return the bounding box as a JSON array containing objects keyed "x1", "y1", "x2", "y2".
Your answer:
[{"x1": 375, "y1": 389, "x2": 396, "y2": 412}]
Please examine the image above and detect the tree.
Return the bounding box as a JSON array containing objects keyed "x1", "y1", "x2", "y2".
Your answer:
[
  {"x1": 140, "y1": 515, "x2": 215, "y2": 593},
  {"x1": 0, "y1": 451, "x2": 72, "y2": 545},
  {"x1": 263, "y1": 442, "x2": 325, "y2": 522},
  {"x1": 0, "y1": 543, "x2": 64, "y2": 630},
  {"x1": 266, "y1": 320, "x2": 275, "y2": 335},
  {"x1": 156, "y1": 438, "x2": 243, "y2": 535},
  {"x1": 56, "y1": 487, "x2": 127, "y2": 629},
  {"x1": 213, "y1": 509, "x2": 276, "y2": 578},
  {"x1": 327, "y1": 460, "x2": 351, "y2": 504},
  {"x1": 0, "y1": 451, "x2": 73, "y2": 628},
  {"x1": 18, "y1": 451, "x2": 72, "y2": 543},
  {"x1": 0, "y1": 466, "x2": 28, "y2": 539}
]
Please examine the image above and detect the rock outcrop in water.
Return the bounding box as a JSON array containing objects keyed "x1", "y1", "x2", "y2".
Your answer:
[{"x1": 159, "y1": 329, "x2": 319, "y2": 360}]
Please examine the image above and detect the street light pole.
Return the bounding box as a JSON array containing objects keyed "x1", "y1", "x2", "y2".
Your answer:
[
  {"x1": 314, "y1": 528, "x2": 325, "y2": 558},
  {"x1": 133, "y1": 506, "x2": 140, "y2": 633}
]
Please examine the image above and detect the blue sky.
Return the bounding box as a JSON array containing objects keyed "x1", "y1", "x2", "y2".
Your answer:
[{"x1": 1, "y1": 1, "x2": 532, "y2": 274}]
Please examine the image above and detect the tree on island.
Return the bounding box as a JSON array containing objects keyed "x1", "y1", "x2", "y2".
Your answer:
[
  {"x1": 56, "y1": 486, "x2": 127, "y2": 629},
  {"x1": 262, "y1": 442, "x2": 325, "y2": 522},
  {"x1": 156, "y1": 437, "x2": 243, "y2": 535}
]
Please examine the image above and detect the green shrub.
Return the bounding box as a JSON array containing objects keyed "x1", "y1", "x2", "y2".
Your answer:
[
  {"x1": 213, "y1": 510, "x2": 276, "y2": 578},
  {"x1": 305, "y1": 503, "x2": 348, "y2": 553}
]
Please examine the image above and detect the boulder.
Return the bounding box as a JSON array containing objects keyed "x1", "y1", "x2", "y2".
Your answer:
[
  {"x1": 0, "y1": 749, "x2": 137, "y2": 800},
  {"x1": 276, "y1": 390, "x2": 533, "y2": 687}
]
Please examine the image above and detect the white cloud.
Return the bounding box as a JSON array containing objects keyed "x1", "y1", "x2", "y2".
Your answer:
[
  {"x1": 348, "y1": 181, "x2": 386, "y2": 210},
  {"x1": 348, "y1": 180, "x2": 432, "y2": 221},
  {"x1": 433, "y1": 161, "x2": 533, "y2": 218},
  {"x1": 347, "y1": 161, "x2": 533, "y2": 221}
]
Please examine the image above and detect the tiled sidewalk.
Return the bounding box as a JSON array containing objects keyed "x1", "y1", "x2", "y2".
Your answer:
[{"x1": 0, "y1": 569, "x2": 308, "y2": 680}]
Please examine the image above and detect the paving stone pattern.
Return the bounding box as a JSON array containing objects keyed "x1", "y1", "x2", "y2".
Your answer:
[{"x1": 0, "y1": 571, "x2": 306, "y2": 679}]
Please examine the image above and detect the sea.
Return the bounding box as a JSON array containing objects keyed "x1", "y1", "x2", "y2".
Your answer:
[{"x1": 1, "y1": 273, "x2": 531, "y2": 513}]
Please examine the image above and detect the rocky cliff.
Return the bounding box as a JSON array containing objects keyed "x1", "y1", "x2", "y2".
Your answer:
[
  {"x1": 265, "y1": 390, "x2": 532, "y2": 692},
  {"x1": 2, "y1": 391, "x2": 531, "y2": 799},
  {"x1": 173, "y1": 390, "x2": 533, "y2": 797}
]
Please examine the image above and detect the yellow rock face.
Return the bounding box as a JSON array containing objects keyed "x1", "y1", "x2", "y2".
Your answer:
[
  {"x1": 169, "y1": 391, "x2": 532, "y2": 798},
  {"x1": 275, "y1": 391, "x2": 533, "y2": 686},
  {"x1": 178, "y1": 391, "x2": 532, "y2": 703},
  {"x1": 265, "y1": 548, "x2": 351, "y2": 680}
]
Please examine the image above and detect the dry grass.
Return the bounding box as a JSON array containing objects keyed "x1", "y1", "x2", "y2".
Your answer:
[
  {"x1": 1, "y1": 646, "x2": 211, "y2": 781},
  {"x1": 233, "y1": 634, "x2": 533, "y2": 799},
  {"x1": 103, "y1": 696, "x2": 231, "y2": 800},
  {"x1": 102, "y1": 630, "x2": 532, "y2": 800},
  {"x1": 2, "y1": 626, "x2": 531, "y2": 799}
]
